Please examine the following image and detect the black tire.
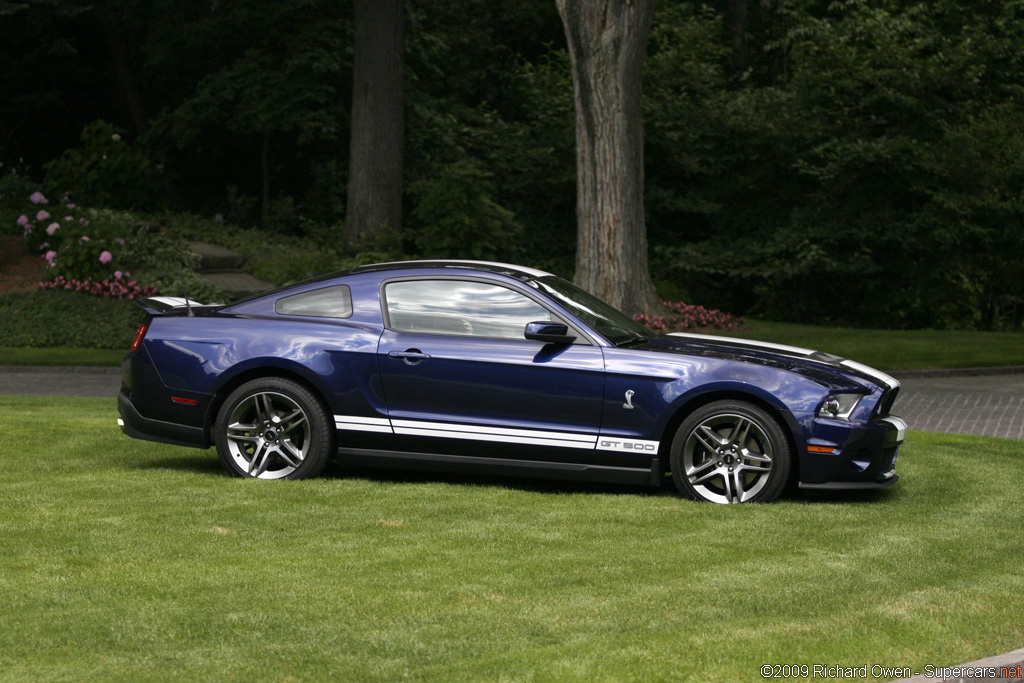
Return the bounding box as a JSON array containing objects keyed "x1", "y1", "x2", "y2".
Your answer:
[
  {"x1": 670, "y1": 399, "x2": 791, "y2": 504},
  {"x1": 214, "y1": 377, "x2": 334, "y2": 479}
]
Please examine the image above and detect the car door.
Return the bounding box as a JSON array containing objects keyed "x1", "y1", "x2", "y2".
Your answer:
[{"x1": 376, "y1": 277, "x2": 606, "y2": 464}]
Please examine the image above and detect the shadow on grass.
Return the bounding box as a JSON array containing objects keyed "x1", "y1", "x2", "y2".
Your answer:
[
  {"x1": 131, "y1": 450, "x2": 903, "y2": 503},
  {"x1": 791, "y1": 486, "x2": 902, "y2": 505},
  {"x1": 332, "y1": 462, "x2": 677, "y2": 498}
]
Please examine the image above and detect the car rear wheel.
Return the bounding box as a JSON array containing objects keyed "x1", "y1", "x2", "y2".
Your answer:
[
  {"x1": 215, "y1": 377, "x2": 333, "y2": 479},
  {"x1": 670, "y1": 400, "x2": 791, "y2": 504}
]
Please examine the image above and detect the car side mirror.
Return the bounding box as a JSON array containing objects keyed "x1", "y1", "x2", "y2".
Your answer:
[{"x1": 524, "y1": 321, "x2": 576, "y2": 345}]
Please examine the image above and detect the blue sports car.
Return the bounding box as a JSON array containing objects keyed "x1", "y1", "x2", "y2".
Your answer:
[{"x1": 118, "y1": 260, "x2": 906, "y2": 504}]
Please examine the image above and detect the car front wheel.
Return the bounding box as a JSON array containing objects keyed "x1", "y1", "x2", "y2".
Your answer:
[
  {"x1": 214, "y1": 377, "x2": 333, "y2": 479},
  {"x1": 670, "y1": 400, "x2": 791, "y2": 504}
]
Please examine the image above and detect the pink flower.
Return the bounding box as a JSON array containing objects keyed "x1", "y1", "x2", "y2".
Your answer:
[
  {"x1": 36, "y1": 210, "x2": 50, "y2": 221},
  {"x1": 99, "y1": 250, "x2": 113, "y2": 264},
  {"x1": 64, "y1": 216, "x2": 73, "y2": 222},
  {"x1": 16, "y1": 215, "x2": 29, "y2": 226},
  {"x1": 115, "y1": 237, "x2": 125, "y2": 245},
  {"x1": 44, "y1": 250, "x2": 57, "y2": 261},
  {"x1": 46, "y1": 222, "x2": 60, "y2": 235},
  {"x1": 29, "y1": 191, "x2": 48, "y2": 204},
  {"x1": 114, "y1": 270, "x2": 123, "y2": 279},
  {"x1": 80, "y1": 235, "x2": 90, "y2": 242},
  {"x1": 66, "y1": 203, "x2": 76, "y2": 209}
]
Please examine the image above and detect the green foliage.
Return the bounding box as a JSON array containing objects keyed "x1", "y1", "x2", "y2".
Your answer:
[
  {"x1": 649, "y1": 0, "x2": 1024, "y2": 330},
  {"x1": 0, "y1": 289, "x2": 144, "y2": 349},
  {"x1": 411, "y1": 159, "x2": 522, "y2": 260},
  {"x1": 117, "y1": 227, "x2": 225, "y2": 301},
  {"x1": 43, "y1": 121, "x2": 169, "y2": 211},
  {"x1": 0, "y1": 169, "x2": 37, "y2": 207},
  {"x1": 249, "y1": 248, "x2": 346, "y2": 287},
  {"x1": 8, "y1": 0, "x2": 1024, "y2": 329}
]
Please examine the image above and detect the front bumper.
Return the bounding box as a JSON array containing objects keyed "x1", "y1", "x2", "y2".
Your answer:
[{"x1": 799, "y1": 415, "x2": 906, "y2": 490}]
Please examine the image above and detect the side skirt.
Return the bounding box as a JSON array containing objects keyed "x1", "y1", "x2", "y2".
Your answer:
[{"x1": 336, "y1": 447, "x2": 661, "y2": 487}]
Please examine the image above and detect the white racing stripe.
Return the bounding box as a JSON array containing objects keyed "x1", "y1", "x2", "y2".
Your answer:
[
  {"x1": 668, "y1": 332, "x2": 818, "y2": 357},
  {"x1": 880, "y1": 416, "x2": 907, "y2": 442},
  {"x1": 334, "y1": 415, "x2": 394, "y2": 434},
  {"x1": 840, "y1": 360, "x2": 900, "y2": 391},
  {"x1": 334, "y1": 414, "x2": 658, "y2": 453},
  {"x1": 669, "y1": 332, "x2": 901, "y2": 391}
]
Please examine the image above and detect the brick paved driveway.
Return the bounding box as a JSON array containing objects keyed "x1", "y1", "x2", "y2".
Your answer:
[{"x1": 894, "y1": 372, "x2": 1024, "y2": 440}]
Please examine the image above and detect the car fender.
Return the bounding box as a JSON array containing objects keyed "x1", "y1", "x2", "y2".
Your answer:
[{"x1": 657, "y1": 378, "x2": 816, "y2": 456}]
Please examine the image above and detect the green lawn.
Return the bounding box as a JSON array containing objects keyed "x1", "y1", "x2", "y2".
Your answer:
[
  {"x1": 722, "y1": 320, "x2": 1024, "y2": 372},
  {"x1": 2, "y1": 396, "x2": 1023, "y2": 681}
]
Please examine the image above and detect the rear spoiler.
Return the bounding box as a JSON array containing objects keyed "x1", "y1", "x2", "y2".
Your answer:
[{"x1": 136, "y1": 296, "x2": 222, "y2": 317}]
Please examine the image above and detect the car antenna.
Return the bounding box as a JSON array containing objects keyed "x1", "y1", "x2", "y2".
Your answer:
[{"x1": 184, "y1": 286, "x2": 194, "y2": 317}]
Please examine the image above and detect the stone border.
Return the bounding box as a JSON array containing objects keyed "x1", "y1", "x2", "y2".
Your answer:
[
  {"x1": 0, "y1": 365, "x2": 121, "y2": 374},
  {"x1": 894, "y1": 647, "x2": 1024, "y2": 682},
  {"x1": 890, "y1": 366, "x2": 1024, "y2": 380}
]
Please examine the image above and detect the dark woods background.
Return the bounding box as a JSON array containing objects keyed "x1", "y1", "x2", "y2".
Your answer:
[{"x1": 2, "y1": 0, "x2": 1023, "y2": 331}]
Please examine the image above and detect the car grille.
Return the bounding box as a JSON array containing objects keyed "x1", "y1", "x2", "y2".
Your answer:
[{"x1": 884, "y1": 445, "x2": 900, "y2": 469}]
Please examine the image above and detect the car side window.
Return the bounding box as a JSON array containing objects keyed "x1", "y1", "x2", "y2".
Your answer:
[
  {"x1": 275, "y1": 285, "x2": 353, "y2": 319},
  {"x1": 385, "y1": 279, "x2": 552, "y2": 339}
]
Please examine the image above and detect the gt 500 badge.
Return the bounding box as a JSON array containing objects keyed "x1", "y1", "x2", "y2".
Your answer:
[{"x1": 597, "y1": 438, "x2": 659, "y2": 453}]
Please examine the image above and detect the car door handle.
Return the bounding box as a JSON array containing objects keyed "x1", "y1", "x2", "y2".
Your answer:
[{"x1": 388, "y1": 349, "x2": 431, "y2": 364}]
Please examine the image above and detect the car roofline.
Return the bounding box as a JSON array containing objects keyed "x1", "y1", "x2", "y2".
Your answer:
[{"x1": 348, "y1": 259, "x2": 554, "y2": 282}]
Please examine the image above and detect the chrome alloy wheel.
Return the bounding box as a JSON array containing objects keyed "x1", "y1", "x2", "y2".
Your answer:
[
  {"x1": 682, "y1": 413, "x2": 775, "y2": 504},
  {"x1": 224, "y1": 391, "x2": 311, "y2": 479}
]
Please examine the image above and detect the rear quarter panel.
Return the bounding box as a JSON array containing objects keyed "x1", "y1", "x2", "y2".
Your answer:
[{"x1": 141, "y1": 315, "x2": 386, "y2": 420}]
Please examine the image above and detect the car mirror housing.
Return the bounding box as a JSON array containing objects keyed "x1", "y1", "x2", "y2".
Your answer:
[{"x1": 524, "y1": 321, "x2": 576, "y2": 345}]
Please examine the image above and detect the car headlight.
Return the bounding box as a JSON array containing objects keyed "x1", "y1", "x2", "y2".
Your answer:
[{"x1": 818, "y1": 393, "x2": 863, "y2": 420}]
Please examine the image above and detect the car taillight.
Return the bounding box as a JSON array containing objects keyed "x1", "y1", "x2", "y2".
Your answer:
[{"x1": 130, "y1": 321, "x2": 149, "y2": 352}]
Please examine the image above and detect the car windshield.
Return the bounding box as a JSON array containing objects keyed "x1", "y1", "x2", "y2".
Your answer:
[{"x1": 532, "y1": 276, "x2": 652, "y2": 346}]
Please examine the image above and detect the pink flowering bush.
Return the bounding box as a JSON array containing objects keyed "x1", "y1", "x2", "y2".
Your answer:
[
  {"x1": 38, "y1": 274, "x2": 158, "y2": 300},
  {"x1": 636, "y1": 300, "x2": 746, "y2": 333},
  {"x1": 16, "y1": 190, "x2": 129, "y2": 282}
]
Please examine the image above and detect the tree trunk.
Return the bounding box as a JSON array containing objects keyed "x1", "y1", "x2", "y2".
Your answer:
[
  {"x1": 261, "y1": 130, "x2": 271, "y2": 221},
  {"x1": 345, "y1": 0, "x2": 405, "y2": 250},
  {"x1": 555, "y1": 0, "x2": 659, "y2": 316},
  {"x1": 725, "y1": 0, "x2": 749, "y2": 76},
  {"x1": 93, "y1": 1, "x2": 149, "y2": 136}
]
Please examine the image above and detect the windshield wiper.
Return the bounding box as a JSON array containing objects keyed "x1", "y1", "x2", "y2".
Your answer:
[{"x1": 617, "y1": 334, "x2": 649, "y2": 348}]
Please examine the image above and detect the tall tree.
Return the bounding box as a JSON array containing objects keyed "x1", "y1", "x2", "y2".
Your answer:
[
  {"x1": 555, "y1": 0, "x2": 658, "y2": 316},
  {"x1": 345, "y1": 0, "x2": 405, "y2": 249},
  {"x1": 93, "y1": 0, "x2": 149, "y2": 136},
  {"x1": 724, "y1": 0, "x2": 749, "y2": 76}
]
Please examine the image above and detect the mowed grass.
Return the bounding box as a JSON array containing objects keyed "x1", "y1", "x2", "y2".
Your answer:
[
  {"x1": 728, "y1": 321, "x2": 1024, "y2": 372},
  {"x1": 2, "y1": 396, "x2": 1023, "y2": 681}
]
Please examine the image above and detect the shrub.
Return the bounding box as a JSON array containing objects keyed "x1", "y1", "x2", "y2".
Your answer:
[
  {"x1": 0, "y1": 289, "x2": 146, "y2": 349},
  {"x1": 43, "y1": 120, "x2": 168, "y2": 211},
  {"x1": 16, "y1": 191, "x2": 135, "y2": 282}
]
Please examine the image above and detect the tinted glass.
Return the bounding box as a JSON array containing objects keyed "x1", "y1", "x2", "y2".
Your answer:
[
  {"x1": 385, "y1": 280, "x2": 551, "y2": 339},
  {"x1": 275, "y1": 285, "x2": 353, "y2": 318},
  {"x1": 532, "y1": 276, "x2": 651, "y2": 346}
]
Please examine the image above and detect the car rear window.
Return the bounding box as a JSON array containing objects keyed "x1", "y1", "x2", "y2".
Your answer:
[{"x1": 275, "y1": 285, "x2": 353, "y2": 319}]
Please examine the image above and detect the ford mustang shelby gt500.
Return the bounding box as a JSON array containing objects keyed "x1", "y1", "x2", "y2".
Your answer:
[{"x1": 118, "y1": 260, "x2": 906, "y2": 504}]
